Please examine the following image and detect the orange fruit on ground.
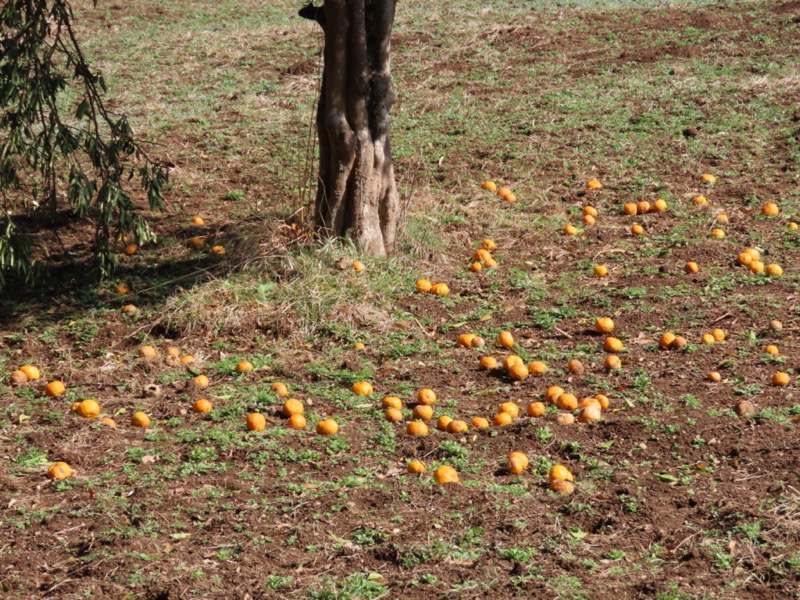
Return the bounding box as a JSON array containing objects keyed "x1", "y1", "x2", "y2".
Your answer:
[
  {"x1": 497, "y1": 187, "x2": 512, "y2": 198},
  {"x1": 594, "y1": 265, "x2": 609, "y2": 277},
  {"x1": 407, "y1": 421, "x2": 429, "y2": 436},
  {"x1": 586, "y1": 179, "x2": 602, "y2": 190},
  {"x1": 114, "y1": 283, "x2": 130, "y2": 294},
  {"x1": 653, "y1": 199, "x2": 668, "y2": 211},
  {"x1": 282, "y1": 398, "x2": 304, "y2": 417},
  {"x1": 527, "y1": 402, "x2": 546, "y2": 417},
  {"x1": 493, "y1": 412, "x2": 513, "y2": 426},
  {"x1": 18, "y1": 365, "x2": 40, "y2": 381},
  {"x1": 549, "y1": 464, "x2": 574, "y2": 483},
  {"x1": 479, "y1": 356, "x2": 497, "y2": 371},
  {"x1": 557, "y1": 413, "x2": 575, "y2": 425},
  {"x1": 528, "y1": 360, "x2": 548, "y2": 375},
  {"x1": 482, "y1": 181, "x2": 497, "y2": 192},
  {"x1": 457, "y1": 333, "x2": 476, "y2": 348},
  {"x1": 762, "y1": 203, "x2": 779, "y2": 216},
  {"x1": 187, "y1": 237, "x2": 204, "y2": 249},
  {"x1": 471, "y1": 416, "x2": 490, "y2": 428},
  {"x1": 772, "y1": 372, "x2": 790, "y2": 387},
  {"x1": 567, "y1": 359, "x2": 584, "y2": 375},
  {"x1": 564, "y1": 224, "x2": 578, "y2": 235},
  {"x1": 287, "y1": 414, "x2": 307, "y2": 429},
  {"x1": 502, "y1": 192, "x2": 517, "y2": 203},
  {"x1": 165, "y1": 346, "x2": 180, "y2": 358},
  {"x1": 352, "y1": 260, "x2": 365, "y2": 273},
  {"x1": 712, "y1": 328, "x2": 726, "y2": 342},
  {"x1": 271, "y1": 382, "x2": 289, "y2": 397},
  {"x1": 766, "y1": 264, "x2": 783, "y2": 277},
  {"x1": 246, "y1": 413, "x2": 266, "y2": 432},
  {"x1": 595, "y1": 317, "x2": 614, "y2": 334},
  {"x1": 595, "y1": 394, "x2": 610, "y2": 409},
  {"x1": 701, "y1": 333, "x2": 715, "y2": 345},
  {"x1": 73, "y1": 399, "x2": 100, "y2": 419},
  {"x1": 138, "y1": 346, "x2": 157, "y2": 358},
  {"x1": 101, "y1": 417, "x2": 117, "y2": 429},
  {"x1": 385, "y1": 408, "x2": 403, "y2": 423},
  {"x1": 417, "y1": 388, "x2": 436, "y2": 405},
  {"x1": 623, "y1": 203, "x2": 638, "y2": 215},
  {"x1": 47, "y1": 462, "x2": 72, "y2": 480},
  {"x1": 430, "y1": 282, "x2": 450, "y2": 296},
  {"x1": 604, "y1": 355, "x2": 622, "y2": 371},
  {"x1": 192, "y1": 216, "x2": 205, "y2": 225},
  {"x1": 685, "y1": 262, "x2": 699, "y2": 274},
  {"x1": 44, "y1": 381, "x2": 66, "y2": 397},
  {"x1": 123, "y1": 244, "x2": 138, "y2": 255},
  {"x1": 192, "y1": 374, "x2": 210, "y2": 389},
  {"x1": 484, "y1": 257, "x2": 498, "y2": 268},
  {"x1": 503, "y1": 355, "x2": 524, "y2": 370},
  {"x1": 131, "y1": 412, "x2": 151, "y2": 428},
  {"x1": 235, "y1": 361, "x2": 254, "y2": 374},
  {"x1": 416, "y1": 279, "x2": 432, "y2": 293},
  {"x1": 507, "y1": 452, "x2": 529, "y2": 475},
  {"x1": 546, "y1": 386, "x2": 565, "y2": 404},
  {"x1": 672, "y1": 336, "x2": 688, "y2": 349},
  {"x1": 434, "y1": 465, "x2": 459, "y2": 484},
  {"x1": 436, "y1": 415, "x2": 453, "y2": 431},
  {"x1": 789, "y1": 222, "x2": 799, "y2": 230},
  {"x1": 412, "y1": 404, "x2": 434, "y2": 421},
  {"x1": 180, "y1": 354, "x2": 195, "y2": 364},
  {"x1": 604, "y1": 337, "x2": 623, "y2": 352},
  {"x1": 717, "y1": 213, "x2": 729, "y2": 224},
  {"x1": 193, "y1": 399, "x2": 213, "y2": 413},
  {"x1": 499, "y1": 402, "x2": 519, "y2": 419},
  {"x1": 737, "y1": 252, "x2": 753, "y2": 266},
  {"x1": 482, "y1": 239, "x2": 496, "y2": 250},
  {"x1": 659, "y1": 332, "x2": 676, "y2": 349},
  {"x1": 353, "y1": 342, "x2": 365, "y2": 350},
  {"x1": 580, "y1": 397, "x2": 602, "y2": 410},
  {"x1": 710, "y1": 228, "x2": 725, "y2": 239},
  {"x1": 637, "y1": 201, "x2": 651, "y2": 214},
  {"x1": 10, "y1": 370, "x2": 28, "y2": 385},
  {"x1": 765, "y1": 345, "x2": 779, "y2": 356},
  {"x1": 578, "y1": 405, "x2": 602, "y2": 423},
  {"x1": 692, "y1": 195, "x2": 708, "y2": 205},
  {"x1": 352, "y1": 381, "x2": 374, "y2": 396},
  {"x1": 708, "y1": 372, "x2": 722, "y2": 383},
  {"x1": 749, "y1": 261, "x2": 765, "y2": 274},
  {"x1": 475, "y1": 248, "x2": 493, "y2": 262},
  {"x1": 316, "y1": 418, "x2": 339, "y2": 435},
  {"x1": 584, "y1": 215, "x2": 596, "y2": 226},
  {"x1": 382, "y1": 396, "x2": 402, "y2": 410},
  {"x1": 496, "y1": 331, "x2": 515, "y2": 348},
  {"x1": 469, "y1": 262, "x2": 482, "y2": 272},
  {"x1": 446, "y1": 419, "x2": 468, "y2": 434},
  {"x1": 556, "y1": 393, "x2": 578, "y2": 411},
  {"x1": 584, "y1": 206, "x2": 598, "y2": 217},
  {"x1": 702, "y1": 173, "x2": 717, "y2": 185},
  {"x1": 470, "y1": 336, "x2": 486, "y2": 348},
  {"x1": 550, "y1": 479, "x2": 576, "y2": 494},
  {"x1": 507, "y1": 363, "x2": 529, "y2": 381},
  {"x1": 631, "y1": 224, "x2": 644, "y2": 236},
  {"x1": 211, "y1": 244, "x2": 226, "y2": 255},
  {"x1": 407, "y1": 459, "x2": 426, "y2": 474}
]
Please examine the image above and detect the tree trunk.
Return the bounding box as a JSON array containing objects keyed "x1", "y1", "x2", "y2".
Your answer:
[{"x1": 300, "y1": 0, "x2": 399, "y2": 256}]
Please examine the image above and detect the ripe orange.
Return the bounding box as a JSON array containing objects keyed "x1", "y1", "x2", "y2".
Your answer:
[
  {"x1": 434, "y1": 465, "x2": 459, "y2": 484},
  {"x1": 417, "y1": 388, "x2": 436, "y2": 405},
  {"x1": 47, "y1": 462, "x2": 72, "y2": 480},
  {"x1": 132, "y1": 411, "x2": 151, "y2": 428},
  {"x1": 246, "y1": 413, "x2": 266, "y2": 432},
  {"x1": 193, "y1": 399, "x2": 213, "y2": 413},
  {"x1": 44, "y1": 381, "x2": 66, "y2": 397},
  {"x1": 316, "y1": 418, "x2": 339, "y2": 435},
  {"x1": 282, "y1": 398, "x2": 304, "y2": 417}
]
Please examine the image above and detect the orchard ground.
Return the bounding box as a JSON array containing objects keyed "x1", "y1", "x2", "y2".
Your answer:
[{"x1": 2, "y1": 0, "x2": 800, "y2": 598}]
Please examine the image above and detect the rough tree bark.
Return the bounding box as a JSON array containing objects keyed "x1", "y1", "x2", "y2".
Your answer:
[{"x1": 299, "y1": 0, "x2": 400, "y2": 256}]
